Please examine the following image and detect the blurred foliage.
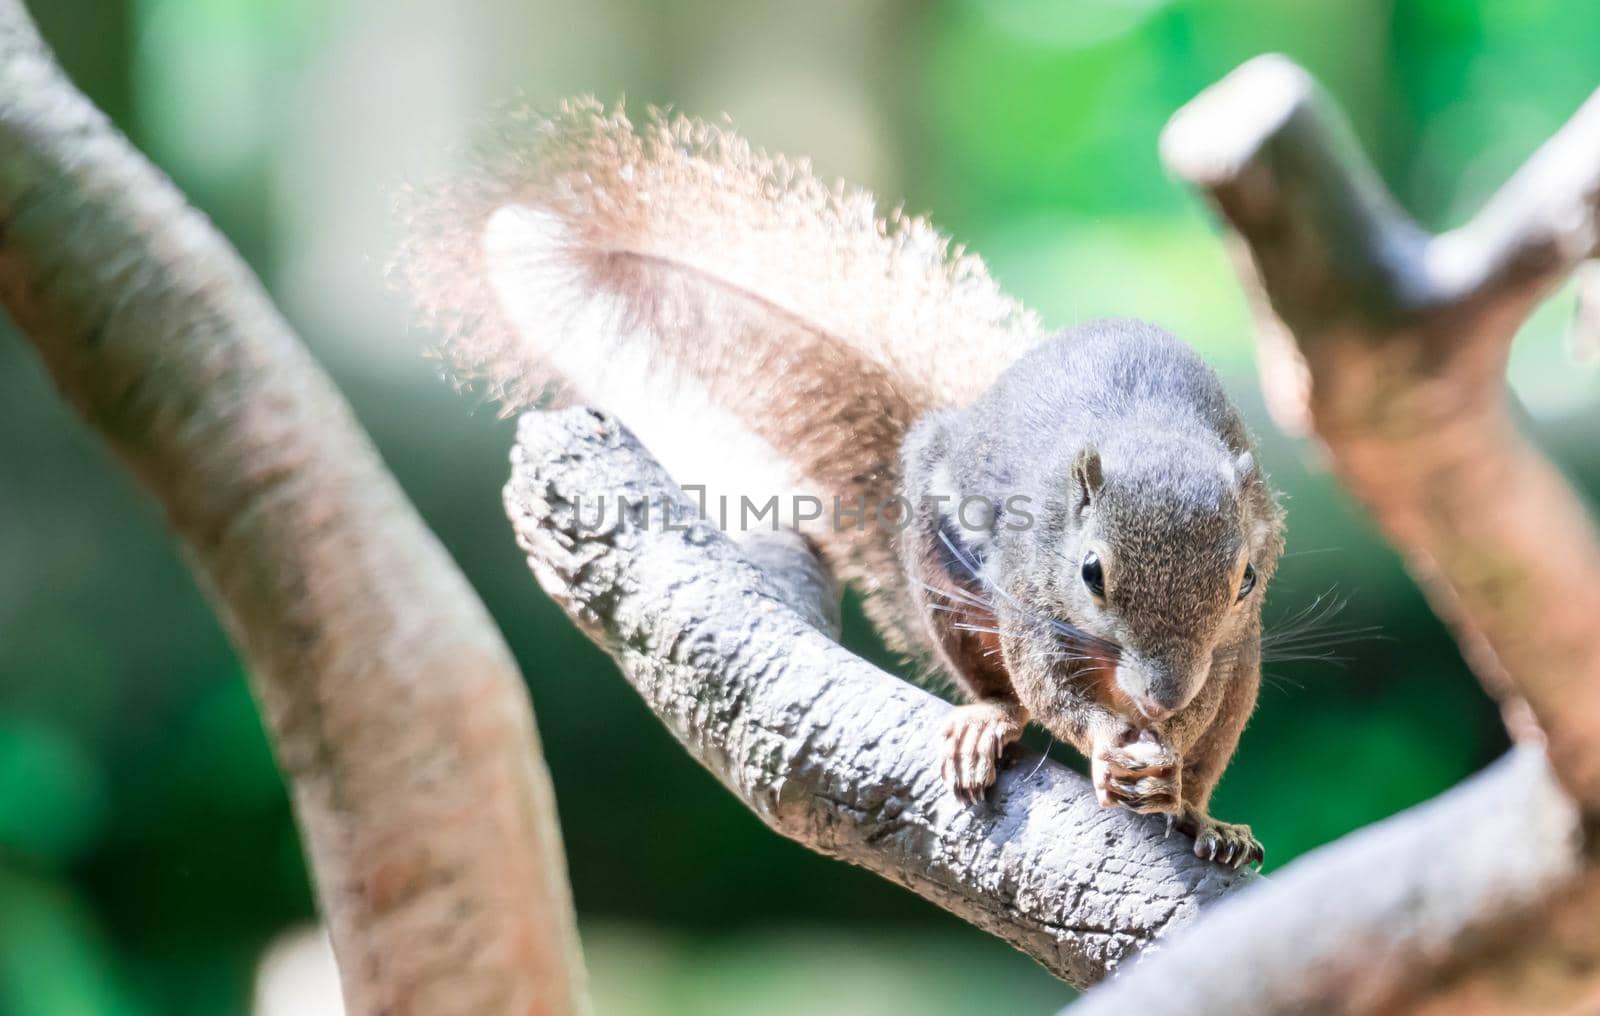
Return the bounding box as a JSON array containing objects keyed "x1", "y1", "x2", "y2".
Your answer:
[{"x1": 4, "y1": 0, "x2": 1599, "y2": 1012}]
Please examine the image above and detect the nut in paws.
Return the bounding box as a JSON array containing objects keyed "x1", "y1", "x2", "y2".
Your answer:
[{"x1": 1093, "y1": 728, "x2": 1179, "y2": 814}]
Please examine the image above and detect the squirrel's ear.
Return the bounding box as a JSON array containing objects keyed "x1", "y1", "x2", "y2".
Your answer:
[
  {"x1": 1072, "y1": 447, "x2": 1103, "y2": 512},
  {"x1": 1231, "y1": 451, "x2": 1256, "y2": 485}
]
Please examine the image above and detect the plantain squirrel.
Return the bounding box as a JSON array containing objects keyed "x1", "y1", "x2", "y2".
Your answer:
[{"x1": 399, "y1": 100, "x2": 1285, "y2": 868}]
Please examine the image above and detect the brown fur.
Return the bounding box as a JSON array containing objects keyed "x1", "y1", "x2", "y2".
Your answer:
[
  {"x1": 394, "y1": 99, "x2": 1044, "y2": 649},
  {"x1": 397, "y1": 104, "x2": 1280, "y2": 865}
]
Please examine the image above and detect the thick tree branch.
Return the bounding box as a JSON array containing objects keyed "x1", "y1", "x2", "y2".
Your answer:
[
  {"x1": 1162, "y1": 54, "x2": 1600, "y2": 809},
  {"x1": 0, "y1": 4, "x2": 586, "y2": 1013},
  {"x1": 504, "y1": 407, "x2": 1257, "y2": 989},
  {"x1": 1072, "y1": 53, "x2": 1600, "y2": 1014},
  {"x1": 1071, "y1": 747, "x2": 1597, "y2": 1016}
]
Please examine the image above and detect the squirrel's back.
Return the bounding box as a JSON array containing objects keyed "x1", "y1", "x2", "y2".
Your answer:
[
  {"x1": 937, "y1": 320, "x2": 1260, "y2": 549},
  {"x1": 980, "y1": 320, "x2": 1249, "y2": 453}
]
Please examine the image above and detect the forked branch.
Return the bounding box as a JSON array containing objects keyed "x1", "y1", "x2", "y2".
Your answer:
[
  {"x1": 1162, "y1": 55, "x2": 1600, "y2": 807},
  {"x1": 1073, "y1": 54, "x2": 1600, "y2": 1015}
]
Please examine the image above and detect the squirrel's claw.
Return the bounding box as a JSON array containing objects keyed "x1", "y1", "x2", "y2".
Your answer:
[
  {"x1": 939, "y1": 701, "x2": 1026, "y2": 804},
  {"x1": 1172, "y1": 807, "x2": 1263, "y2": 870}
]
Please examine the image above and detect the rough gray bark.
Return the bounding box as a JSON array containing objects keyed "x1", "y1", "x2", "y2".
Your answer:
[
  {"x1": 1070, "y1": 747, "x2": 1591, "y2": 1016},
  {"x1": 0, "y1": 4, "x2": 587, "y2": 1012},
  {"x1": 504, "y1": 407, "x2": 1256, "y2": 988},
  {"x1": 1070, "y1": 54, "x2": 1600, "y2": 1015},
  {"x1": 1161, "y1": 55, "x2": 1600, "y2": 806}
]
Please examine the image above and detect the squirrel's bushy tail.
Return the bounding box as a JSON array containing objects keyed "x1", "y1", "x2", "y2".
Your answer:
[{"x1": 396, "y1": 98, "x2": 1042, "y2": 648}]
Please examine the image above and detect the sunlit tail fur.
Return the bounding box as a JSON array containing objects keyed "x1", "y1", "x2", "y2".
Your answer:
[{"x1": 395, "y1": 98, "x2": 1043, "y2": 648}]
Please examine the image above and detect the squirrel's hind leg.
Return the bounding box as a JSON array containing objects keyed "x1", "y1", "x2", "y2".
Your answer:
[{"x1": 1171, "y1": 732, "x2": 1263, "y2": 868}]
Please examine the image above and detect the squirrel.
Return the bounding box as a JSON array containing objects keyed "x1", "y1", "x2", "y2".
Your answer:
[{"x1": 398, "y1": 99, "x2": 1285, "y2": 868}]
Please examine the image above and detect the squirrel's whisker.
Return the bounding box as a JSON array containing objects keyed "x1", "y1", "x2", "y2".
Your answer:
[
  {"x1": 1025, "y1": 741, "x2": 1053, "y2": 783},
  {"x1": 916, "y1": 580, "x2": 993, "y2": 614},
  {"x1": 405, "y1": 99, "x2": 1279, "y2": 863},
  {"x1": 1255, "y1": 585, "x2": 1389, "y2": 669},
  {"x1": 952, "y1": 623, "x2": 1003, "y2": 636}
]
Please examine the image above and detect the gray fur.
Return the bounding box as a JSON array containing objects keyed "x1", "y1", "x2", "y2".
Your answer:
[{"x1": 901, "y1": 319, "x2": 1284, "y2": 862}]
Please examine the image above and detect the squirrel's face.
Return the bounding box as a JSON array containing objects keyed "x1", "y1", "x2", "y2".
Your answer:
[{"x1": 996, "y1": 438, "x2": 1280, "y2": 727}]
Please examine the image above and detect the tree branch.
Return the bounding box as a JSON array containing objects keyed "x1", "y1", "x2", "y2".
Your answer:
[
  {"x1": 1070, "y1": 747, "x2": 1597, "y2": 1016},
  {"x1": 1066, "y1": 53, "x2": 1600, "y2": 1014},
  {"x1": 1160, "y1": 57, "x2": 1600, "y2": 807},
  {"x1": 503, "y1": 407, "x2": 1258, "y2": 989},
  {"x1": 0, "y1": 4, "x2": 587, "y2": 1012}
]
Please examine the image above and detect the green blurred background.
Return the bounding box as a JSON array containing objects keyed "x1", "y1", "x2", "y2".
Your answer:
[{"x1": 3, "y1": 0, "x2": 1597, "y2": 1012}]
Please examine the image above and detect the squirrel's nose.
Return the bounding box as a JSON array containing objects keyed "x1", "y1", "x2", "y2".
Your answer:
[{"x1": 1117, "y1": 653, "x2": 1199, "y2": 721}]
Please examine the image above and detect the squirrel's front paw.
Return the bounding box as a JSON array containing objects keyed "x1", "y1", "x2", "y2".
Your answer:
[
  {"x1": 1093, "y1": 727, "x2": 1180, "y2": 814},
  {"x1": 1170, "y1": 807, "x2": 1263, "y2": 869},
  {"x1": 939, "y1": 701, "x2": 1026, "y2": 803}
]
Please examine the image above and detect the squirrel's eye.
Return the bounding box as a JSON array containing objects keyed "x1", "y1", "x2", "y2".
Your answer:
[
  {"x1": 1081, "y1": 552, "x2": 1105, "y2": 598},
  {"x1": 1237, "y1": 563, "x2": 1257, "y2": 602}
]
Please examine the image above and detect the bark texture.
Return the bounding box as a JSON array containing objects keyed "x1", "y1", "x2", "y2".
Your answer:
[
  {"x1": 1162, "y1": 54, "x2": 1600, "y2": 806},
  {"x1": 504, "y1": 407, "x2": 1257, "y2": 989},
  {"x1": 1071, "y1": 747, "x2": 1596, "y2": 1015},
  {"x1": 1072, "y1": 53, "x2": 1600, "y2": 1015},
  {"x1": 0, "y1": 4, "x2": 586, "y2": 1013}
]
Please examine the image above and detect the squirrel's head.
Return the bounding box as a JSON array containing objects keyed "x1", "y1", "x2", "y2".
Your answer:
[{"x1": 992, "y1": 430, "x2": 1283, "y2": 728}]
